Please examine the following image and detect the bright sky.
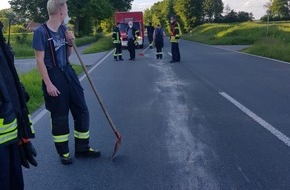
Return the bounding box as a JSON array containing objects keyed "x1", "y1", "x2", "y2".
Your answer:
[{"x1": 0, "y1": 0, "x2": 269, "y2": 19}]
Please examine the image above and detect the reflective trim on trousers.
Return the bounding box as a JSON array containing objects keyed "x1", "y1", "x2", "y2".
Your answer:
[
  {"x1": 74, "y1": 130, "x2": 89, "y2": 139},
  {"x1": 53, "y1": 134, "x2": 69, "y2": 143}
]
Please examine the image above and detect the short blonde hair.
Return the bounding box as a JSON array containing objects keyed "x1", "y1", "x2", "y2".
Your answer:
[{"x1": 47, "y1": 0, "x2": 67, "y2": 15}]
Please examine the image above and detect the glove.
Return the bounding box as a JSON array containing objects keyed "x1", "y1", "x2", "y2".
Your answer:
[{"x1": 19, "y1": 139, "x2": 38, "y2": 168}]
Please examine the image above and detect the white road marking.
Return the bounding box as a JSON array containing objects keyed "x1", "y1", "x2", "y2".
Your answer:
[
  {"x1": 31, "y1": 50, "x2": 113, "y2": 125},
  {"x1": 142, "y1": 45, "x2": 150, "y2": 53},
  {"x1": 31, "y1": 109, "x2": 48, "y2": 125},
  {"x1": 219, "y1": 91, "x2": 290, "y2": 147},
  {"x1": 79, "y1": 49, "x2": 114, "y2": 81}
]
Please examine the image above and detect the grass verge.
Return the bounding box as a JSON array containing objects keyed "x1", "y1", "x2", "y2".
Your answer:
[
  {"x1": 183, "y1": 21, "x2": 290, "y2": 62},
  {"x1": 82, "y1": 35, "x2": 114, "y2": 54}
]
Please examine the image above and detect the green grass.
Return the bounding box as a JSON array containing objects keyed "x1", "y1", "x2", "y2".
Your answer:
[
  {"x1": 20, "y1": 65, "x2": 83, "y2": 113},
  {"x1": 82, "y1": 35, "x2": 114, "y2": 54},
  {"x1": 4, "y1": 33, "x2": 102, "y2": 58},
  {"x1": 183, "y1": 21, "x2": 290, "y2": 62}
]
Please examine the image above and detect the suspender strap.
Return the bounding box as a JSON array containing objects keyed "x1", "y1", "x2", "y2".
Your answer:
[
  {"x1": 41, "y1": 23, "x2": 58, "y2": 67},
  {"x1": 59, "y1": 25, "x2": 69, "y2": 65}
]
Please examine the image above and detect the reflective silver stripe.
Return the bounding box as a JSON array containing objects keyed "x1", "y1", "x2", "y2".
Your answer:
[
  {"x1": 114, "y1": 48, "x2": 118, "y2": 56},
  {"x1": 53, "y1": 134, "x2": 69, "y2": 143},
  {"x1": 28, "y1": 115, "x2": 35, "y2": 134},
  {"x1": 74, "y1": 130, "x2": 89, "y2": 139},
  {"x1": 0, "y1": 118, "x2": 17, "y2": 133},
  {"x1": 0, "y1": 128, "x2": 18, "y2": 144}
]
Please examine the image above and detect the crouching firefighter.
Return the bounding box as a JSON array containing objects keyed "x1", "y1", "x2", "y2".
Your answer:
[
  {"x1": 112, "y1": 22, "x2": 123, "y2": 61},
  {"x1": 33, "y1": 0, "x2": 100, "y2": 165},
  {"x1": 0, "y1": 21, "x2": 37, "y2": 190}
]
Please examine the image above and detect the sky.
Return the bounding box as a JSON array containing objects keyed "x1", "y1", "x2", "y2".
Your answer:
[{"x1": 0, "y1": 0, "x2": 269, "y2": 19}]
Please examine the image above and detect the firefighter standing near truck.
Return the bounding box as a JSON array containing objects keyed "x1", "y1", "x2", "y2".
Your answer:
[
  {"x1": 126, "y1": 21, "x2": 139, "y2": 60},
  {"x1": 153, "y1": 24, "x2": 166, "y2": 59},
  {"x1": 170, "y1": 16, "x2": 181, "y2": 63},
  {"x1": 33, "y1": 0, "x2": 100, "y2": 165},
  {"x1": 0, "y1": 21, "x2": 37, "y2": 190},
  {"x1": 147, "y1": 22, "x2": 155, "y2": 49},
  {"x1": 112, "y1": 22, "x2": 123, "y2": 61}
]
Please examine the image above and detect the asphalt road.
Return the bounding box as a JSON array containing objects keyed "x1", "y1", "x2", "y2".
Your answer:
[{"x1": 23, "y1": 38, "x2": 290, "y2": 190}]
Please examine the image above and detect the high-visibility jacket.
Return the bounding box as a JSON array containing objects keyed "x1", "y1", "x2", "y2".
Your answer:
[
  {"x1": 170, "y1": 21, "x2": 181, "y2": 43},
  {"x1": 0, "y1": 29, "x2": 35, "y2": 147},
  {"x1": 112, "y1": 26, "x2": 121, "y2": 44}
]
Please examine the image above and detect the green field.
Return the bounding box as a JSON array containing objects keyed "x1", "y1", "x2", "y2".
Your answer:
[
  {"x1": 3, "y1": 32, "x2": 101, "y2": 58},
  {"x1": 183, "y1": 21, "x2": 290, "y2": 62}
]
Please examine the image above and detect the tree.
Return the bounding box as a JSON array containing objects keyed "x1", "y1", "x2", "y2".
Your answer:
[
  {"x1": 9, "y1": 0, "x2": 48, "y2": 23},
  {"x1": 203, "y1": 0, "x2": 223, "y2": 22},
  {"x1": 223, "y1": 10, "x2": 238, "y2": 23},
  {"x1": 272, "y1": 0, "x2": 289, "y2": 18},
  {"x1": 174, "y1": 0, "x2": 203, "y2": 31},
  {"x1": 109, "y1": 0, "x2": 133, "y2": 11},
  {"x1": 237, "y1": 11, "x2": 254, "y2": 22},
  {"x1": 9, "y1": 0, "x2": 114, "y2": 36}
]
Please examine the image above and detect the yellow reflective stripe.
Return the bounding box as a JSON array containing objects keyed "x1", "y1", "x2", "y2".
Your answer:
[
  {"x1": 63, "y1": 153, "x2": 70, "y2": 158},
  {"x1": 0, "y1": 118, "x2": 17, "y2": 133},
  {"x1": 28, "y1": 115, "x2": 35, "y2": 134},
  {"x1": 0, "y1": 128, "x2": 18, "y2": 144},
  {"x1": 53, "y1": 134, "x2": 69, "y2": 143},
  {"x1": 74, "y1": 130, "x2": 89, "y2": 139}
]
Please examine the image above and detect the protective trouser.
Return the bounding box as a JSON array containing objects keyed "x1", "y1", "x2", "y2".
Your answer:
[
  {"x1": 171, "y1": 42, "x2": 180, "y2": 62},
  {"x1": 127, "y1": 39, "x2": 135, "y2": 59},
  {"x1": 114, "y1": 43, "x2": 122, "y2": 60},
  {"x1": 43, "y1": 65, "x2": 90, "y2": 156},
  {"x1": 148, "y1": 35, "x2": 153, "y2": 48},
  {"x1": 155, "y1": 41, "x2": 163, "y2": 59},
  {"x1": 0, "y1": 142, "x2": 24, "y2": 190}
]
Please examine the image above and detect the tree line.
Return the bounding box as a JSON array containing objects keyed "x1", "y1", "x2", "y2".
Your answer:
[
  {"x1": 0, "y1": 0, "x2": 260, "y2": 36},
  {"x1": 144, "y1": 0, "x2": 254, "y2": 33},
  {"x1": 0, "y1": 0, "x2": 133, "y2": 36}
]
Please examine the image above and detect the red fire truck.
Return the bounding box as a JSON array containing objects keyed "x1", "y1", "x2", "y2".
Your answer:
[{"x1": 115, "y1": 11, "x2": 144, "y2": 48}]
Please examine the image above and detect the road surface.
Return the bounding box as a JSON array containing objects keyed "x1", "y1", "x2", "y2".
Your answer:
[{"x1": 23, "y1": 39, "x2": 290, "y2": 189}]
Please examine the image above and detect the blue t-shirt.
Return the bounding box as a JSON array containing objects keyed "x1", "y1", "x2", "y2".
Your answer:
[{"x1": 32, "y1": 24, "x2": 67, "y2": 69}]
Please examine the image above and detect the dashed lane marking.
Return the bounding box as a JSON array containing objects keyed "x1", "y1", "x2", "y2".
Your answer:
[{"x1": 219, "y1": 91, "x2": 290, "y2": 147}]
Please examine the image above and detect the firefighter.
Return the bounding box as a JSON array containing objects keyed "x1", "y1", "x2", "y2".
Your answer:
[
  {"x1": 112, "y1": 22, "x2": 123, "y2": 61},
  {"x1": 147, "y1": 22, "x2": 155, "y2": 49},
  {"x1": 0, "y1": 21, "x2": 37, "y2": 190},
  {"x1": 153, "y1": 24, "x2": 166, "y2": 59},
  {"x1": 126, "y1": 21, "x2": 139, "y2": 61},
  {"x1": 170, "y1": 16, "x2": 181, "y2": 63},
  {"x1": 33, "y1": 0, "x2": 100, "y2": 165}
]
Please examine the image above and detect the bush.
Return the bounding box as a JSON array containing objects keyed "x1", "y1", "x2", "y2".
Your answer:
[
  {"x1": 15, "y1": 32, "x2": 29, "y2": 45},
  {"x1": 10, "y1": 24, "x2": 26, "y2": 33}
]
